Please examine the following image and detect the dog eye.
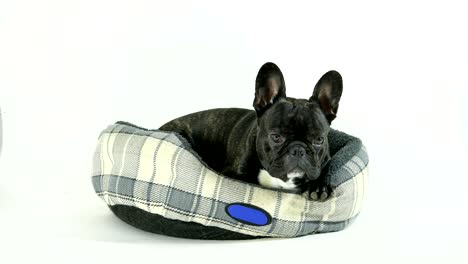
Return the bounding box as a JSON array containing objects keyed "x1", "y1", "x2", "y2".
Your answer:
[
  {"x1": 313, "y1": 137, "x2": 324, "y2": 146},
  {"x1": 270, "y1": 133, "x2": 284, "y2": 144}
]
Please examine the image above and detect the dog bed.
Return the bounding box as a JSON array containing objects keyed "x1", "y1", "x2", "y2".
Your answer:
[{"x1": 92, "y1": 121, "x2": 368, "y2": 239}]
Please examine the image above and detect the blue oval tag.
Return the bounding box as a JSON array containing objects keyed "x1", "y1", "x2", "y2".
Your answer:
[{"x1": 225, "y1": 203, "x2": 272, "y2": 226}]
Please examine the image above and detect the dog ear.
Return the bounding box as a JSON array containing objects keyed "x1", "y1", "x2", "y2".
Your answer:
[
  {"x1": 253, "y1": 62, "x2": 286, "y2": 116},
  {"x1": 310, "y1": 70, "x2": 343, "y2": 123}
]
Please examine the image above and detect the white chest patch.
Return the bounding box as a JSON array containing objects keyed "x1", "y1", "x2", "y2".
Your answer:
[{"x1": 257, "y1": 169, "x2": 299, "y2": 190}]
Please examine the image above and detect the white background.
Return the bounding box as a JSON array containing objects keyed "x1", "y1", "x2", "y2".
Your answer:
[{"x1": 1, "y1": 0, "x2": 467, "y2": 263}]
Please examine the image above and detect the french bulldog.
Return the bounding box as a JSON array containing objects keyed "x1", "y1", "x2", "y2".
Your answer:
[{"x1": 159, "y1": 62, "x2": 343, "y2": 201}]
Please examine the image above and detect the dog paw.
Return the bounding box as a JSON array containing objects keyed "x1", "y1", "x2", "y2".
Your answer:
[{"x1": 303, "y1": 180, "x2": 334, "y2": 201}]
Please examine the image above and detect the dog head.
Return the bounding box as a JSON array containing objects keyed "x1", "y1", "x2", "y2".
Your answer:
[{"x1": 253, "y1": 62, "x2": 343, "y2": 190}]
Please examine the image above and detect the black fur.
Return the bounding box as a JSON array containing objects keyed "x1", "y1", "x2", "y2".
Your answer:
[{"x1": 160, "y1": 62, "x2": 343, "y2": 200}]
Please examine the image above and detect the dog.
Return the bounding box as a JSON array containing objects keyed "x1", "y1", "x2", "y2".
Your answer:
[{"x1": 159, "y1": 62, "x2": 343, "y2": 201}]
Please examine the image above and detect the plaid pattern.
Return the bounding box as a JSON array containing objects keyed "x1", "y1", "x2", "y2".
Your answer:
[{"x1": 92, "y1": 123, "x2": 369, "y2": 238}]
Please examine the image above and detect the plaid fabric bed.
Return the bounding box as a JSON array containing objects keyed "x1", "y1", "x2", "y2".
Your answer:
[{"x1": 92, "y1": 123, "x2": 369, "y2": 238}]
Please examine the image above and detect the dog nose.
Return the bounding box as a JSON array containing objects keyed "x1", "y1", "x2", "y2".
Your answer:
[{"x1": 289, "y1": 145, "x2": 306, "y2": 158}]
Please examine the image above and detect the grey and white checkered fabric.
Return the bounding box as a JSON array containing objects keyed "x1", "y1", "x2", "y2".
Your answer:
[{"x1": 92, "y1": 123, "x2": 368, "y2": 238}]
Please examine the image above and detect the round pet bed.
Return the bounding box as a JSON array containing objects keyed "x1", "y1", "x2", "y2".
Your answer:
[{"x1": 92, "y1": 121, "x2": 368, "y2": 239}]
